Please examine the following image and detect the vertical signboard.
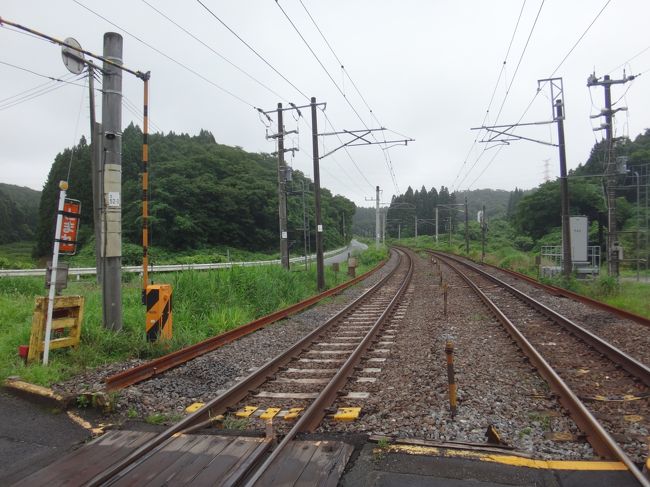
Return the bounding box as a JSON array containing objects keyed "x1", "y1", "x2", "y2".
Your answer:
[{"x1": 60, "y1": 199, "x2": 81, "y2": 255}]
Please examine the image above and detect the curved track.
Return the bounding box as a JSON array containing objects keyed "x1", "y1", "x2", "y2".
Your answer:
[
  {"x1": 85, "y1": 248, "x2": 413, "y2": 486},
  {"x1": 429, "y1": 251, "x2": 649, "y2": 486}
]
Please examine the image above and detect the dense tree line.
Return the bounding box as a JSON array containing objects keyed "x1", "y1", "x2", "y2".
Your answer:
[
  {"x1": 35, "y1": 124, "x2": 354, "y2": 257},
  {"x1": 0, "y1": 183, "x2": 40, "y2": 244}
]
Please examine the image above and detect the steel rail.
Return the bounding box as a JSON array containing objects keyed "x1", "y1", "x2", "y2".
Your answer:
[
  {"x1": 434, "y1": 253, "x2": 649, "y2": 487},
  {"x1": 431, "y1": 251, "x2": 650, "y2": 328},
  {"x1": 244, "y1": 249, "x2": 414, "y2": 486},
  {"x1": 105, "y1": 258, "x2": 387, "y2": 391},
  {"x1": 86, "y1": 250, "x2": 403, "y2": 486},
  {"x1": 432, "y1": 252, "x2": 650, "y2": 386}
]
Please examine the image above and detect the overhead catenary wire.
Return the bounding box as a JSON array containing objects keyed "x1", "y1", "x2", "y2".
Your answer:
[
  {"x1": 73, "y1": 0, "x2": 258, "y2": 109},
  {"x1": 451, "y1": 0, "x2": 528, "y2": 191},
  {"x1": 195, "y1": 0, "x2": 310, "y2": 102},
  {"x1": 66, "y1": 76, "x2": 87, "y2": 182},
  {"x1": 461, "y1": 0, "x2": 611, "y2": 191},
  {"x1": 453, "y1": 0, "x2": 537, "y2": 191},
  {"x1": 276, "y1": 0, "x2": 401, "y2": 193},
  {"x1": 139, "y1": 0, "x2": 289, "y2": 103}
]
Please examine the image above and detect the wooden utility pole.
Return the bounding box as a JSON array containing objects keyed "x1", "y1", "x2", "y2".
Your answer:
[
  {"x1": 101, "y1": 32, "x2": 123, "y2": 331},
  {"x1": 311, "y1": 97, "x2": 325, "y2": 291},
  {"x1": 555, "y1": 99, "x2": 572, "y2": 278},
  {"x1": 276, "y1": 103, "x2": 289, "y2": 270}
]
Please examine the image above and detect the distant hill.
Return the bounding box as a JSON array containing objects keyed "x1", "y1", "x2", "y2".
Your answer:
[
  {"x1": 0, "y1": 183, "x2": 40, "y2": 244},
  {"x1": 35, "y1": 125, "x2": 355, "y2": 257},
  {"x1": 454, "y1": 188, "x2": 512, "y2": 220}
]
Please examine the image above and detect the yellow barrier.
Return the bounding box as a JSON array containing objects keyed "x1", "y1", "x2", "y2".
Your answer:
[
  {"x1": 146, "y1": 284, "x2": 172, "y2": 341},
  {"x1": 28, "y1": 295, "x2": 84, "y2": 363}
]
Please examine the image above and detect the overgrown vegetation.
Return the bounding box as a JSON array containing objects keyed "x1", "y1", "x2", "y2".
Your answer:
[
  {"x1": 0, "y1": 247, "x2": 387, "y2": 386},
  {"x1": 35, "y1": 126, "x2": 354, "y2": 259}
]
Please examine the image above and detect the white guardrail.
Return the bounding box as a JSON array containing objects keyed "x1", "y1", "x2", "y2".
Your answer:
[{"x1": 0, "y1": 247, "x2": 349, "y2": 278}]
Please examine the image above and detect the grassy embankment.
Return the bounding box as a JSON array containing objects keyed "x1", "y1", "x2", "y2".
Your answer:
[
  {"x1": 397, "y1": 235, "x2": 650, "y2": 319},
  {"x1": 0, "y1": 244, "x2": 387, "y2": 386}
]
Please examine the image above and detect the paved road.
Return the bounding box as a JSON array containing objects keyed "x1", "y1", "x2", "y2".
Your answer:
[
  {"x1": 324, "y1": 239, "x2": 369, "y2": 265},
  {"x1": 0, "y1": 391, "x2": 90, "y2": 485}
]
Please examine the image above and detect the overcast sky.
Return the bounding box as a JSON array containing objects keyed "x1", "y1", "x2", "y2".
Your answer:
[{"x1": 1, "y1": 1, "x2": 649, "y2": 207}]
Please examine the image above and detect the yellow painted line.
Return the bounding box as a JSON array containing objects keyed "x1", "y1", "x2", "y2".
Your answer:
[
  {"x1": 381, "y1": 445, "x2": 628, "y2": 471},
  {"x1": 3, "y1": 378, "x2": 66, "y2": 404}
]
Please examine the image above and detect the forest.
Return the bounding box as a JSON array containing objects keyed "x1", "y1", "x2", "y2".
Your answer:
[{"x1": 33, "y1": 124, "x2": 355, "y2": 259}]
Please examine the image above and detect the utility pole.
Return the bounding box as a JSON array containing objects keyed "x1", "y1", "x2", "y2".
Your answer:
[
  {"x1": 87, "y1": 65, "x2": 103, "y2": 284},
  {"x1": 375, "y1": 186, "x2": 381, "y2": 248},
  {"x1": 555, "y1": 99, "x2": 572, "y2": 277},
  {"x1": 311, "y1": 97, "x2": 325, "y2": 291},
  {"x1": 435, "y1": 207, "x2": 439, "y2": 243},
  {"x1": 276, "y1": 103, "x2": 289, "y2": 270},
  {"x1": 414, "y1": 215, "x2": 418, "y2": 239},
  {"x1": 588, "y1": 72, "x2": 635, "y2": 277},
  {"x1": 398, "y1": 222, "x2": 401, "y2": 241},
  {"x1": 464, "y1": 196, "x2": 469, "y2": 254},
  {"x1": 481, "y1": 205, "x2": 486, "y2": 263},
  {"x1": 101, "y1": 32, "x2": 123, "y2": 332},
  {"x1": 382, "y1": 208, "x2": 386, "y2": 245}
]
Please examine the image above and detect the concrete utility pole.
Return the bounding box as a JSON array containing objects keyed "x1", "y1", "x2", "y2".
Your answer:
[
  {"x1": 414, "y1": 215, "x2": 418, "y2": 239},
  {"x1": 311, "y1": 97, "x2": 325, "y2": 291},
  {"x1": 435, "y1": 207, "x2": 439, "y2": 243},
  {"x1": 87, "y1": 65, "x2": 103, "y2": 284},
  {"x1": 464, "y1": 197, "x2": 469, "y2": 254},
  {"x1": 375, "y1": 186, "x2": 381, "y2": 248},
  {"x1": 481, "y1": 205, "x2": 486, "y2": 263},
  {"x1": 101, "y1": 32, "x2": 123, "y2": 331},
  {"x1": 555, "y1": 99, "x2": 572, "y2": 278},
  {"x1": 587, "y1": 72, "x2": 635, "y2": 277},
  {"x1": 276, "y1": 103, "x2": 289, "y2": 270}
]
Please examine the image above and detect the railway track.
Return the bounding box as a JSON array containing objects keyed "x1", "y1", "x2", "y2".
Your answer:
[
  {"x1": 22, "y1": 248, "x2": 413, "y2": 486},
  {"x1": 429, "y1": 250, "x2": 650, "y2": 486}
]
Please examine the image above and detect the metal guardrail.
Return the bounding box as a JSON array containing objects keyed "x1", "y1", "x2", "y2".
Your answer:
[{"x1": 0, "y1": 247, "x2": 348, "y2": 278}]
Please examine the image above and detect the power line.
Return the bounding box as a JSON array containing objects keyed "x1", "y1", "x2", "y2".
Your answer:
[
  {"x1": 0, "y1": 70, "x2": 77, "y2": 104},
  {"x1": 139, "y1": 0, "x2": 289, "y2": 102},
  {"x1": 275, "y1": 0, "x2": 400, "y2": 193},
  {"x1": 462, "y1": 0, "x2": 610, "y2": 191},
  {"x1": 73, "y1": 0, "x2": 258, "y2": 108},
  {"x1": 452, "y1": 0, "x2": 527, "y2": 191},
  {"x1": 195, "y1": 0, "x2": 309, "y2": 101}
]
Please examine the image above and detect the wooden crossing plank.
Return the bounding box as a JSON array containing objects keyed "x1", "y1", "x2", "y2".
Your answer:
[
  {"x1": 14, "y1": 430, "x2": 157, "y2": 487},
  {"x1": 256, "y1": 440, "x2": 353, "y2": 487}
]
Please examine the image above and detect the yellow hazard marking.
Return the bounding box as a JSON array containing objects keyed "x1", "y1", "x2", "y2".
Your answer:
[
  {"x1": 260, "y1": 408, "x2": 281, "y2": 420},
  {"x1": 334, "y1": 407, "x2": 361, "y2": 421},
  {"x1": 185, "y1": 402, "x2": 205, "y2": 413},
  {"x1": 378, "y1": 444, "x2": 628, "y2": 471},
  {"x1": 283, "y1": 407, "x2": 303, "y2": 420},
  {"x1": 235, "y1": 406, "x2": 258, "y2": 418},
  {"x1": 624, "y1": 414, "x2": 643, "y2": 423},
  {"x1": 585, "y1": 393, "x2": 648, "y2": 402}
]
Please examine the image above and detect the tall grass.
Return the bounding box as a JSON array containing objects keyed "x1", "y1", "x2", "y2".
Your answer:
[{"x1": 0, "y1": 249, "x2": 386, "y2": 386}]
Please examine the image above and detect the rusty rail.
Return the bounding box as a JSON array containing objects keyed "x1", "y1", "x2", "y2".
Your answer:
[
  {"x1": 431, "y1": 250, "x2": 650, "y2": 327},
  {"x1": 105, "y1": 258, "x2": 387, "y2": 391},
  {"x1": 87, "y1": 250, "x2": 404, "y2": 486},
  {"x1": 434, "y1": 252, "x2": 649, "y2": 487}
]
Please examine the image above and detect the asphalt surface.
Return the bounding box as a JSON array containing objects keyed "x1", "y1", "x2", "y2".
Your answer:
[
  {"x1": 0, "y1": 390, "x2": 90, "y2": 485},
  {"x1": 324, "y1": 239, "x2": 369, "y2": 265}
]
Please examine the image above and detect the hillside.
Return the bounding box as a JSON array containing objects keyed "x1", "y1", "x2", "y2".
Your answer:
[
  {"x1": 35, "y1": 126, "x2": 354, "y2": 257},
  {"x1": 0, "y1": 183, "x2": 40, "y2": 244}
]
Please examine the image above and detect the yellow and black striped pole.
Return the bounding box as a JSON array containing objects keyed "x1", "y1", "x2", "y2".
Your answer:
[
  {"x1": 445, "y1": 340, "x2": 457, "y2": 418},
  {"x1": 142, "y1": 74, "x2": 150, "y2": 304}
]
